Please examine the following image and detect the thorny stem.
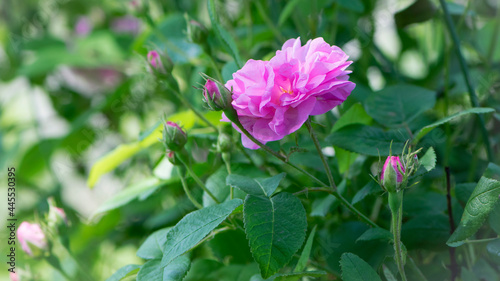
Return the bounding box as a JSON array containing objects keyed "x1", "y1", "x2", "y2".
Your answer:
[
  {"x1": 389, "y1": 191, "x2": 407, "y2": 281},
  {"x1": 305, "y1": 119, "x2": 337, "y2": 190},
  {"x1": 439, "y1": 0, "x2": 493, "y2": 162},
  {"x1": 229, "y1": 115, "x2": 379, "y2": 228},
  {"x1": 176, "y1": 154, "x2": 220, "y2": 203},
  {"x1": 445, "y1": 167, "x2": 458, "y2": 281},
  {"x1": 178, "y1": 166, "x2": 203, "y2": 209}
]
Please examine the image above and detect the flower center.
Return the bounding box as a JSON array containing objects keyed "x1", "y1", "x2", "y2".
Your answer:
[{"x1": 280, "y1": 86, "x2": 293, "y2": 95}]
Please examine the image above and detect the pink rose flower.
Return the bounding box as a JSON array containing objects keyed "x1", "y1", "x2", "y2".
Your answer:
[
  {"x1": 17, "y1": 222, "x2": 48, "y2": 256},
  {"x1": 223, "y1": 37, "x2": 355, "y2": 149}
]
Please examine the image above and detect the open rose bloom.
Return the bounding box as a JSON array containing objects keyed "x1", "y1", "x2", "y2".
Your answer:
[{"x1": 223, "y1": 37, "x2": 355, "y2": 149}]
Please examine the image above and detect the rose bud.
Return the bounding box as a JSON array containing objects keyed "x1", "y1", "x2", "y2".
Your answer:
[
  {"x1": 48, "y1": 200, "x2": 68, "y2": 229},
  {"x1": 147, "y1": 50, "x2": 173, "y2": 74},
  {"x1": 10, "y1": 272, "x2": 18, "y2": 281},
  {"x1": 17, "y1": 222, "x2": 48, "y2": 257},
  {"x1": 186, "y1": 19, "x2": 208, "y2": 45},
  {"x1": 162, "y1": 121, "x2": 187, "y2": 151},
  {"x1": 381, "y1": 156, "x2": 405, "y2": 193},
  {"x1": 216, "y1": 132, "x2": 232, "y2": 153},
  {"x1": 203, "y1": 79, "x2": 232, "y2": 111}
]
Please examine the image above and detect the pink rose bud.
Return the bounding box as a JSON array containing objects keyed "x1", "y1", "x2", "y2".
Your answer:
[
  {"x1": 10, "y1": 272, "x2": 18, "y2": 281},
  {"x1": 17, "y1": 222, "x2": 48, "y2": 257},
  {"x1": 162, "y1": 121, "x2": 187, "y2": 151},
  {"x1": 48, "y1": 206, "x2": 68, "y2": 228},
  {"x1": 147, "y1": 51, "x2": 163, "y2": 70},
  {"x1": 203, "y1": 79, "x2": 231, "y2": 111},
  {"x1": 381, "y1": 156, "x2": 405, "y2": 192}
]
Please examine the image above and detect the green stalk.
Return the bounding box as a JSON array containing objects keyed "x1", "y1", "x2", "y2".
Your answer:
[
  {"x1": 305, "y1": 119, "x2": 337, "y2": 190},
  {"x1": 176, "y1": 153, "x2": 220, "y2": 203},
  {"x1": 226, "y1": 110, "x2": 378, "y2": 228},
  {"x1": 389, "y1": 191, "x2": 407, "y2": 281},
  {"x1": 438, "y1": 0, "x2": 493, "y2": 162},
  {"x1": 222, "y1": 152, "x2": 233, "y2": 199},
  {"x1": 178, "y1": 166, "x2": 203, "y2": 209}
]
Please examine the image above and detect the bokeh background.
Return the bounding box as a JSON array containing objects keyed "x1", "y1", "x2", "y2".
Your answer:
[{"x1": 1, "y1": 0, "x2": 499, "y2": 280}]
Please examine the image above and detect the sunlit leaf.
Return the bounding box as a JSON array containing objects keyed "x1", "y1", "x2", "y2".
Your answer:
[{"x1": 87, "y1": 111, "x2": 204, "y2": 188}]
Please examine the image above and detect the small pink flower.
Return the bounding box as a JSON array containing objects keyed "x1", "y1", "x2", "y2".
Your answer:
[
  {"x1": 223, "y1": 37, "x2": 355, "y2": 149},
  {"x1": 10, "y1": 272, "x2": 18, "y2": 281},
  {"x1": 17, "y1": 222, "x2": 47, "y2": 256}
]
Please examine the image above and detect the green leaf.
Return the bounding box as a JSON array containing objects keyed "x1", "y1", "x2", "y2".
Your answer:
[
  {"x1": 278, "y1": 0, "x2": 302, "y2": 26},
  {"x1": 137, "y1": 227, "x2": 172, "y2": 260},
  {"x1": 326, "y1": 124, "x2": 409, "y2": 156},
  {"x1": 488, "y1": 203, "x2": 500, "y2": 235},
  {"x1": 352, "y1": 181, "x2": 381, "y2": 205},
  {"x1": 402, "y1": 214, "x2": 450, "y2": 250},
  {"x1": 332, "y1": 103, "x2": 372, "y2": 132},
  {"x1": 364, "y1": 84, "x2": 436, "y2": 128},
  {"x1": 382, "y1": 265, "x2": 397, "y2": 281},
  {"x1": 250, "y1": 271, "x2": 326, "y2": 281},
  {"x1": 161, "y1": 199, "x2": 243, "y2": 266},
  {"x1": 340, "y1": 253, "x2": 382, "y2": 281},
  {"x1": 412, "y1": 108, "x2": 494, "y2": 144},
  {"x1": 227, "y1": 173, "x2": 286, "y2": 197},
  {"x1": 337, "y1": 0, "x2": 365, "y2": 13},
  {"x1": 92, "y1": 178, "x2": 163, "y2": 218},
  {"x1": 294, "y1": 225, "x2": 317, "y2": 273},
  {"x1": 137, "y1": 256, "x2": 190, "y2": 281},
  {"x1": 244, "y1": 192, "x2": 307, "y2": 278},
  {"x1": 447, "y1": 163, "x2": 500, "y2": 247},
  {"x1": 419, "y1": 147, "x2": 436, "y2": 172},
  {"x1": 222, "y1": 61, "x2": 239, "y2": 82},
  {"x1": 487, "y1": 239, "x2": 500, "y2": 263},
  {"x1": 87, "y1": 111, "x2": 199, "y2": 188},
  {"x1": 394, "y1": 0, "x2": 437, "y2": 28},
  {"x1": 105, "y1": 264, "x2": 141, "y2": 281},
  {"x1": 203, "y1": 167, "x2": 230, "y2": 207},
  {"x1": 208, "y1": 0, "x2": 243, "y2": 68},
  {"x1": 208, "y1": 229, "x2": 254, "y2": 264},
  {"x1": 356, "y1": 228, "x2": 393, "y2": 243}
]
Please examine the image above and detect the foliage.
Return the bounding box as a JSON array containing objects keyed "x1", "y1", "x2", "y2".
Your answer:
[{"x1": 2, "y1": 0, "x2": 500, "y2": 280}]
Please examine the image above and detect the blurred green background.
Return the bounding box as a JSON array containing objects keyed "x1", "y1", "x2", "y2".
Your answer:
[{"x1": 1, "y1": 0, "x2": 499, "y2": 280}]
